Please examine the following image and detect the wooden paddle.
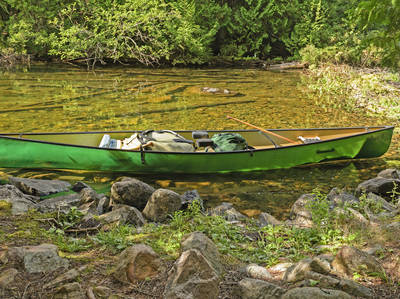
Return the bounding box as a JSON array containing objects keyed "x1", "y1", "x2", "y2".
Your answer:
[{"x1": 227, "y1": 115, "x2": 296, "y2": 143}]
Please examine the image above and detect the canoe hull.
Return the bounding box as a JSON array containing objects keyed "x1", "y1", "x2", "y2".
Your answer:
[{"x1": 0, "y1": 127, "x2": 394, "y2": 173}]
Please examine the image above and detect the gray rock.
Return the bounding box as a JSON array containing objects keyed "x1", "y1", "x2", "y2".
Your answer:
[
  {"x1": 338, "y1": 278, "x2": 373, "y2": 298},
  {"x1": 37, "y1": 193, "x2": 81, "y2": 214},
  {"x1": 181, "y1": 189, "x2": 204, "y2": 210},
  {"x1": 281, "y1": 287, "x2": 352, "y2": 299},
  {"x1": 79, "y1": 187, "x2": 101, "y2": 204},
  {"x1": 284, "y1": 257, "x2": 331, "y2": 283},
  {"x1": 385, "y1": 221, "x2": 400, "y2": 230},
  {"x1": 288, "y1": 194, "x2": 315, "y2": 228},
  {"x1": 113, "y1": 244, "x2": 160, "y2": 283},
  {"x1": 8, "y1": 244, "x2": 69, "y2": 274},
  {"x1": 110, "y1": 178, "x2": 155, "y2": 210},
  {"x1": 181, "y1": 231, "x2": 224, "y2": 276},
  {"x1": 44, "y1": 267, "x2": 85, "y2": 289},
  {"x1": 332, "y1": 245, "x2": 383, "y2": 277},
  {"x1": 142, "y1": 189, "x2": 182, "y2": 222},
  {"x1": 52, "y1": 282, "x2": 85, "y2": 299},
  {"x1": 378, "y1": 168, "x2": 400, "y2": 179},
  {"x1": 9, "y1": 176, "x2": 71, "y2": 196},
  {"x1": 268, "y1": 262, "x2": 293, "y2": 274},
  {"x1": 356, "y1": 177, "x2": 400, "y2": 199},
  {"x1": 258, "y1": 212, "x2": 282, "y2": 226},
  {"x1": 209, "y1": 202, "x2": 247, "y2": 222},
  {"x1": 327, "y1": 188, "x2": 359, "y2": 207},
  {"x1": 0, "y1": 268, "x2": 18, "y2": 288},
  {"x1": 0, "y1": 184, "x2": 38, "y2": 215},
  {"x1": 99, "y1": 205, "x2": 146, "y2": 226},
  {"x1": 71, "y1": 181, "x2": 90, "y2": 193},
  {"x1": 164, "y1": 249, "x2": 220, "y2": 299},
  {"x1": 96, "y1": 196, "x2": 110, "y2": 215},
  {"x1": 245, "y1": 264, "x2": 272, "y2": 281},
  {"x1": 365, "y1": 192, "x2": 396, "y2": 212},
  {"x1": 238, "y1": 278, "x2": 284, "y2": 299},
  {"x1": 90, "y1": 286, "x2": 113, "y2": 299}
]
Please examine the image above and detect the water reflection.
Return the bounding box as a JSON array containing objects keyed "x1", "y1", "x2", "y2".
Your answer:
[{"x1": 0, "y1": 64, "x2": 398, "y2": 216}]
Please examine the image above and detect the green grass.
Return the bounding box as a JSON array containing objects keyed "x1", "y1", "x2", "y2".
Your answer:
[{"x1": 303, "y1": 63, "x2": 400, "y2": 119}]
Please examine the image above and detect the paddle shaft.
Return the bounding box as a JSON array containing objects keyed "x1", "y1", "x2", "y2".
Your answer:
[{"x1": 227, "y1": 115, "x2": 296, "y2": 143}]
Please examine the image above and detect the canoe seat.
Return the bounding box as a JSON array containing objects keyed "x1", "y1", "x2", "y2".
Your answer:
[
  {"x1": 192, "y1": 131, "x2": 209, "y2": 139},
  {"x1": 298, "y1": 136, "x2": 321, "y2": 144},
  {"x1": 196, "y1": 138, "x2": 214, "y2": 148}
]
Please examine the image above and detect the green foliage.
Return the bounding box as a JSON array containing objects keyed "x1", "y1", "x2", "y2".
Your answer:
[
  {"x1": 220, "y1": 0, "x2": 293, "y2": 58},
  {"x1": 91, "y1": 224, "x2": 135, "y2": 253},
  {"x1": 357, "y1": 0, "x2": 400, "y2": 67}
]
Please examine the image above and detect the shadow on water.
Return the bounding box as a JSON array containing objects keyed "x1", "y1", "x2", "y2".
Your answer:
[{"x1": 0, "y1": 64, "x2": 398, "y2": 217}]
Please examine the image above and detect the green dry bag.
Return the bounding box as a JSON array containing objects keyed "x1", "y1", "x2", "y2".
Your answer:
[{"x1": 211, "y1": 133, "x2": 248, "y2": 152}]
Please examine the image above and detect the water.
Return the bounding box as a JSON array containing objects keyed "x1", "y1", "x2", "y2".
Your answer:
[{"x1": 0, "y1": 64, "x2": 398, "y2": 217}]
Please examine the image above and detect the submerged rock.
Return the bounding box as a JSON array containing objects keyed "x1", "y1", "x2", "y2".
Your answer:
[{"x1": 9, "y1": 176, "x2": 71, "y2": 197}]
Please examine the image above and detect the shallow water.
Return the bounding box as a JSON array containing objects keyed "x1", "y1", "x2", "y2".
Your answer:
[{"x1": 0, "y1": 64, "x2": 398, "y2": 217}]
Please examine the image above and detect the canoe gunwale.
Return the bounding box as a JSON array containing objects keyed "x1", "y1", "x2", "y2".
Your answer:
[{"x1": 0, "y1": 126, "x2": 394, "y2": 155}]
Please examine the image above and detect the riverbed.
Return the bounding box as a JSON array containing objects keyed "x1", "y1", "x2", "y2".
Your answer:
[{"x1": 0, "y1": 64, "x2": 398, "y2": 217}]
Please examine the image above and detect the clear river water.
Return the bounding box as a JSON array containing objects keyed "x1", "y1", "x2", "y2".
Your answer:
[{"x1": 0, "y1": 64, "x2": 398, "y2": 218}]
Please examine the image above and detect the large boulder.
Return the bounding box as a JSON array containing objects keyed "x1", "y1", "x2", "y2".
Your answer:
[
  {"x1": 37, "y1": 194, "x2": 81, "y2": 214},
  {"x1": 98, "y1": 205, "x2": 146, "y2": 226},
  {"x1": 356, "y1": 177, "x2": 400, "y2": 199},
  {"x1": 164, "y1": 249, "x2": 220, "y2": 299},
  {"x1": 110, "y1": 178, "x2": 155, "y2": 210},
  {"x1": 142, "y1": 189, "x2": 181, "y2": 222},
  {"x1": 181, "y1": 189, "x2": 204, "y2": 210},
  {"x1": 281, "y1": 287, "x2": 352, "y2": 299},
  {"x1": 237, "y1": 278, "x2": 284, "y2": 299},
  {"x1": 332, "y1": 246, "x2": 383, "y2": 277},
  {"x1": 8, "y1": 244, "x2": 69, "y2": 274},
  {"x1": 287, "y1": 194, "x2": 315, "y2": 228},
  {"x1": 9, "y1": 177, "x2": 71, "y2": 196},
  {"x1": 113, "y1": 244, "x2": 160, "y2": 283},
  {"x1": 0, "y1": 184, "x2": 38, "y2": 215},
  {"x1": 180, "y1": 231, "x2": 224, "y2": 276},
  {"x1": 377, "y1": 168, "x2": 400, "y2": 179}
]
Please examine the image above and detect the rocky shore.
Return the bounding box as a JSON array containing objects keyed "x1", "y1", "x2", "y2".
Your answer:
[{"x1": 1, "y1": 169, "x2": 400, "y2": 298}]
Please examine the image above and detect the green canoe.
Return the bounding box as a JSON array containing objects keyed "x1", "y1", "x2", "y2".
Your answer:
[{"x1": 0, "y1": 126, "x2": 394, "y2": 174}]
